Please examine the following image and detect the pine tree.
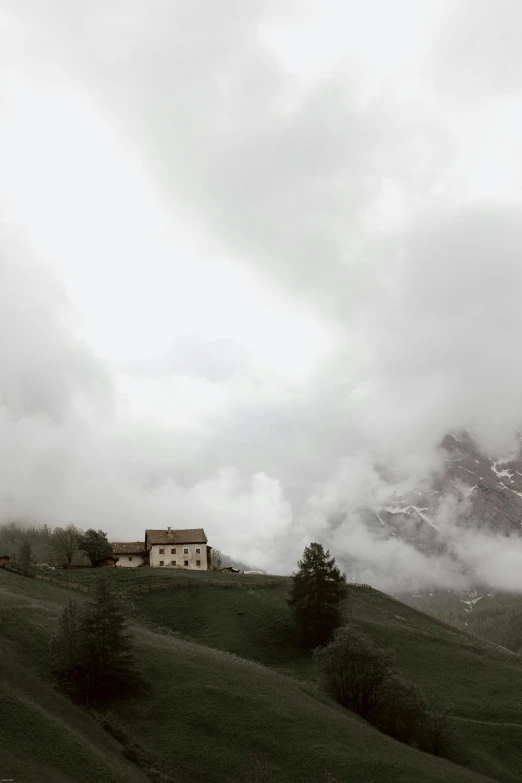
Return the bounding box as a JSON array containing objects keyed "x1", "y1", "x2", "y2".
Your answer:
[
  {"x1": 49, "y1": 575, "x2": 137, "y2": 704},
  {"x1": 49, "y1": 600, "x2": 91, "y2": 701},
  {"x1": 84, "y1": 573, "x2": 137, "y2": 701},
  {"x1": 288, "y1": 542, "x2": 347, "y2": 649}
]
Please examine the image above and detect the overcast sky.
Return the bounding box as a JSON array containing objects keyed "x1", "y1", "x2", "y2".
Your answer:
[{"x1": 2, "y1": 0, "x2": 522, "y2": 581}]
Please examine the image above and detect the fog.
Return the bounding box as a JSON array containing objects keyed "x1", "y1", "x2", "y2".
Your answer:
[{"x1": 2, "y1": 1, "x2": 522, "y2": 591}]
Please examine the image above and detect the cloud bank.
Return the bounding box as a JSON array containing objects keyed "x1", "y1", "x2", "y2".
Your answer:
[{"x1": 2, "y1": 1, "x2": 522, "y2": 591}]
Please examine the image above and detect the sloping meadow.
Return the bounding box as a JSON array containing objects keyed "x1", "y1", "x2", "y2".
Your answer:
[{"x1": 0, "y1": 566, "x2": 518, "y2": 782}]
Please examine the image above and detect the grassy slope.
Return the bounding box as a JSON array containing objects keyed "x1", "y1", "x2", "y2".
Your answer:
[
  {"x1": 345, "y1": 588, "x2": 522, "y2": 783},
  {"x1": 404, "y1": 591, "x2": 522, "y2": 654},
  {"x1": 124, "y1": 568, "x2": 522, "y2": 783},
  {"x1": 0, "y1": 566, "x2": 511, "y2": 783},
  {"x1": 0, "y1": 570, "x2": 148, "y2": 783}
]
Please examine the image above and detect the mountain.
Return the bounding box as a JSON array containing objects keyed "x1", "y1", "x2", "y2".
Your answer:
[
  {"x1": 440, "y1": 432, "x2": 522, "y2": 533},
  {"x1": 369, "y1": 432, "x2": 522, "y2": 562},
  {"x1": 380, "y1": 431, "x2": 522, "y2": 650}
]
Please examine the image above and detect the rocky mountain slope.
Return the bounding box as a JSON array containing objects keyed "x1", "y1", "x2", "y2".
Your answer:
[
  {"x1": 378, "y1": 432, "x2": 522, "y2": 551},
  {"x1": 376, "y1": 431, "x2": 522, "y2": 610}
]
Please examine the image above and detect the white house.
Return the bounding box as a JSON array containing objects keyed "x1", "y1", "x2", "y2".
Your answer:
[
  {"x1": 145, "y1": 528, "x2": 210, "y2": 570},
  {"x1": 112, "y1": 528, "x2": 211, "y2": 569},
  {"x1": 112, "y1": 541, "x2": 147, "y2": 567}
]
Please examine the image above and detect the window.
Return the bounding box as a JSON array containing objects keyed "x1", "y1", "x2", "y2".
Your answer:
[
  {"x1": 196, "y1": 548, "x2": 200, "y2": 554},
  {"x1": 196, "y1": 560, "x2": 201, "y2": 567},
  {"x1": 171, "y1": 548, "x2": 176, "y2": 554},
  {"x1": 184, "y1": 560, "x2": 188, "y2": 567},
  {"x1": 128, "y1": 556, "x2": 133, "y2": 561},
  {"x1": 159, "y1": 548, "x2": 165, "y2": 554},
  {"x1": 184, "y1": 548, "x2": 188, "y2": 554},
  {"x1": 171, "y1": 560, "x2": 176, "y2": 566},
  {"x1": 159, "y1": 561, "x2": 164, "y2": 567}
]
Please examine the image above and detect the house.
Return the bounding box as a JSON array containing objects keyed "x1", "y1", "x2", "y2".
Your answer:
[
  {"x1": 145, "y1": 528, "x2": 210, "y2": 570},
  {"x1": 0, "y1": 555, "x2": 10, "y2": 566},
  {"x1": 94, "y1": 555, "x2": 119, "y2": 568},
  {"x1": 112, "y1": 541, "x2": 147, "y2": 568}
]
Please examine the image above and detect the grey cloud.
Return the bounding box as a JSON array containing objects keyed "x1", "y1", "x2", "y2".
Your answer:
[
  {"x1": 358, "y1": 205, "x2": 522, "y2": 457},
  {"x1": 437, "y1": 0, "x2": 522, "y2": 99},
  {"x1": 0, "y1": 231, "x2": 112, "y2": 421},
  {"x1": 4, "y1": 0, "x2": 453, "y2": 323},
  {"x1": 4, "y1": 3, "x2": 522, "y2": 588}
]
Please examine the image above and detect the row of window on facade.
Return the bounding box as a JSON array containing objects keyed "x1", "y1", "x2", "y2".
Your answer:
[
  {"x1": 125, "y1": 547, "x2": 201, "y2": 563},
  {"x1": 158, "y1": 560, "x2": 201, "y2": 566},
  {"x1": 158, "y1": 548, "x2": 201, "y2": 555},
  {"x1": 125, "y1": 556, "x2": 202, "y2": 566}
]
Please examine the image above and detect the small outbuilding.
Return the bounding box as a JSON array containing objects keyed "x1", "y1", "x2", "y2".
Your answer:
[
  {"x1": 219, "y1": 566, "x2": 242, "y2": 574},
  {"x1": 0, "y1": 555, "x2": 10, "y2": 565},
  {"x1": 111, "y1": 541, "x2": 147, "y2": 567},
  {"x1": 94, "y1": 555, "x2": 119, "y2": 568}
]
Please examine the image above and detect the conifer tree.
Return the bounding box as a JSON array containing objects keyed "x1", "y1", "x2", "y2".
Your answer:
[
  {"x1": 49, "y1": 600, "x2": 91, "y2": 701},
  {"x1": 288, "y1": 542, "x2": 347, "y2": 649},
  {"x1": 84, "y1": 573, "x2": 137, "y2": 700},
  {"x1": 49, "y1": 574, "x2": 137, "y2": 704}
]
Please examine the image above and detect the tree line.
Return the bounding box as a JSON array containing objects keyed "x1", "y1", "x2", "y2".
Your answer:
[
  {"x1": 1, "y1": 522, "x2": 254, "y2": 574},
  {"x1": 288, "y1": 542, "x2": 450, "y2": 756},
  {"x1": 0, "y1": 521, "x2": 115, "y2": 570}
]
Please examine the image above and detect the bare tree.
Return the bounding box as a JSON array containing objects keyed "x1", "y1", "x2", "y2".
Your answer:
[
  {"x1": 17, "y1": 540, "x2": 35, "y2": 574},
  {"x1": 210, "y1": 548, "x2": 223, "y2": 570},
  {"x1": 52, "y1": 524, "x2": 81, "y2": 569}
]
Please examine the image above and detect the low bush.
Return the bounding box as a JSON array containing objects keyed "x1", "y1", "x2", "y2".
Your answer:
[{"x1": 314, "y1": 625, "x2": 450, "y2": 756}]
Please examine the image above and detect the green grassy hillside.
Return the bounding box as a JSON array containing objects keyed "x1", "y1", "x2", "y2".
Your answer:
[
  {"x1": 1, "y1": 565, "x2": 520, "y2": 782},
  {"x1": 404, "y1": 590, "x2": 522, "y2": 655},
  {"x1": 0, "y1": 571, "x2": 149, "y2": 783}
]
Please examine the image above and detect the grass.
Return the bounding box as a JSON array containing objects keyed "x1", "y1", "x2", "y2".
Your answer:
[
  {"x1": 2, "y1": 565, "x2": 520, "y2": 782},
  {"x1": 0, "y1": 569, "x2": 148, "y2": 783}
]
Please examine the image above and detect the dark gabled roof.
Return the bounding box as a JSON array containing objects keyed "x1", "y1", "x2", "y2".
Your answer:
[
  {"x1": 111, "y1": 542, "x2": 146, "y2": 554},
  {"x1": 95, "y1": 555, "x2": 119, "y2": 563},
  {"x1": 146, "y1": 528, "x2": 208, "y2": 545}
]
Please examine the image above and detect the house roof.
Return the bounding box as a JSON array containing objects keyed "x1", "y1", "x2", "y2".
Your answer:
[
  {"x1": 111, "y1": 542, "x2": 146, "y2": 554},
  {"x1": 95, "y1": 555, "x2": 119, "y2": 563},
  {"x1": 146, "y1": 528, "x2": 208, "y2": 545}
]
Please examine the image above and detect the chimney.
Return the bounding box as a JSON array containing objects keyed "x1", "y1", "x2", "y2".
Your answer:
[{"x1": 167, "y1": 526, "x2": 171, "y2": 534}]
